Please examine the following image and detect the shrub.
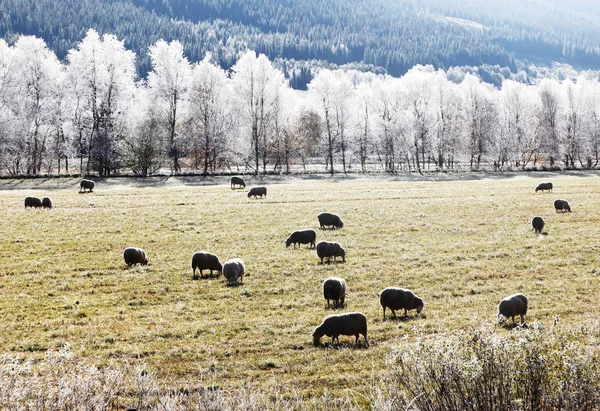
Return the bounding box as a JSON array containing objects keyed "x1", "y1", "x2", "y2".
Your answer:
[{"x1": 386, "y1": 323, "x2": 600, "y2": 411}]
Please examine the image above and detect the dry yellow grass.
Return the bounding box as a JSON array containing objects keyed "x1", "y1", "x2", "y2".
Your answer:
[{"x1": 1, "y1": 173, "x2": 599, "y2": 403}]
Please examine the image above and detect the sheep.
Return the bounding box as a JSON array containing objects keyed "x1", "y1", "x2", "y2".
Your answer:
[
  {"x1": 498, "y1": 293, "x2": 528, "y2": 324},
  {"x1": 80, "y1": 179, "x2": 95, "y2": 193},
  {"x1": 318, "y1": 212, "x2": 344, "y2": 229},
  {"x1": 123, "y1": 247, "x2": 149, "y2": 266},
  {"x1": 323, "y1": 277, "x2": 346, "y2": 308},
  {"x1": 285, "y1": 229, "x2": 317, "y2": 249},
  {"x1": 41, "y1": 197, "x2": 52, "y2": 209},
  {"x1": 316, "y1": 241, "x2": 346, "y2": 264},
  {"x1": 312, "y1": 312, "x2": 369, "y2": 347},
  {"x1": 191, "y1": 252, "x2": 222, "y2": 279},
  {"x1": 535, "y1": 182, "x2": 553, "y2": 192},
  {"x1": 379, "y1": 287, "x2": 424, "y2": 320},
  {"x1": 247, "y1": 186, "x2": 267, "y2": 198},
  {"x1": 554, "y1": 199, "x2": 571, "y2": 212},
  {"x1": 24, "y1": 196, "x2": 43, "y2": 208},
  {"x1": 531, "y1": 216, "x2": 545, "y2": 234},
  {"x1": 222, "y1": 258, "x2": 245, "y2": 286},
  {"x1": 230, "y1": 176, "x2": 246, "y2": 189}
]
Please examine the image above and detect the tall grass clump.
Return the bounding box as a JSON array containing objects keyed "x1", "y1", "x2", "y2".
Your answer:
[
  {"x1": 0, "y1": 345, "x2": 358, "y2": 410},
  {"x1": 387, "y1": 323, "x2": 600, "y2": 411}
]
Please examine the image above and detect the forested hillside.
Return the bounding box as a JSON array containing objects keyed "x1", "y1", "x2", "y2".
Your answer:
[{"x1": 1, "y1": 0, "x2": 600, "y2": 88}]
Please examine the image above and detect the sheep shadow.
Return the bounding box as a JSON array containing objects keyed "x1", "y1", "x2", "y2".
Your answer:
[
  {"x1": 325, "y1": 303, "x2": 346, "y2": 310},
  {"x1": 499, "y1": 322, "x2": 529, "y2": 330},
  {"x1": 384, "y1": 313, "x2": 425, "y2": 323},
  {"x1": 315, "y1": 341, "x2": 369, "y2": 350},
  {"x1": 317, "y1": 260, "x2": 345, "y2": 266},
  {"x1": 192, "y1": 273, "x2": 221, "y2": 281}
]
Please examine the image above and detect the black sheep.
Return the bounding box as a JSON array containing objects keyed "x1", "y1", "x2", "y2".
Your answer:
[
  {"x1": 285, "y1": 229, "x2": 317, "y2": 249},
  {"x1": 317, "y1": 212, "x2": 344, "y2": 229}
]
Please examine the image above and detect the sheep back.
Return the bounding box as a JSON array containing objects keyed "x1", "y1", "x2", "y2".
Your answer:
[
  {"x1": 554, "y1": 199, "x2": 571, "y2": 212},
  {"x1": 191, "y1": 252, "x2": 222, "y2": 279},
  {"x1": 80, "y1": 179, "x2": 95, "y2": 192},
  {"x1": 41, "y1": 197, "x2": 52, "y2": 209},
  {"x1": 317, "y1": 212, "x2": 344, "y2": 229},
  {"x1": 535, "y1": 182, "x2": 553, "y2": 192},
  {"x1": 247, "y1": 186, "x2": 267, "y2": 198},
  {"x1": 316, "y1": 241, "x2": 346, "y2": 264},
  {"x1": 312, "y1": 312, "x2": 369, "y2": 347},
  {"x1": 222, "y1": 258, "x2": 245, "y2": 285},
  {"x1": 379, "y1": 287, "x2": 424, "y2": 319},
  {"x1": 531, "y1": 216, "x2": 545, "y2": 234},
  {"x1": 322, "y1": 277, "x2": 347, "y2": 308},
  {"x1": 24, "y1": 196, "x2": 43, "y2": 208},
  {"x1": 230, "y1": 176, "x2": 245, "y2": 189},
  {"x1": 498, "y1": 293, "x2": 528, "y2": 324},
  {"x1": 123, "y1": 247, "x2": 148, "y2": 266},
  {"x1": 285, "y1": 229, "x2": 317, "y2": 249}
]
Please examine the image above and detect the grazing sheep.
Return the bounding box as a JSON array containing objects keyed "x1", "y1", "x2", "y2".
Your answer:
[
  {"x1": 24, "y1": 196, "x2": 43, "y2": 208},
  {"x1": 41, "y1": 197, "x2": 52, "y2": 209},
  {"x1": 312, "y1": 312, "x2": 369, "y2": 347},
  {"x1": 317, "y1": 212, "x2": 344, "y2": 229},
  {"x1": 316, "y1": 241, "x2": 346, "y2": 264},
  {"x1": 191, "y1": 252, "x2": 222, "y2": 279},
  {"x1": 379, "y1": 287, "x2": 424, "y2": 320},
  {"x1": 554, "y1": 199, "x2": 571, "y2": 212},
  {"x1": 535, "y1": 182, "x2": 553, "y2": 192},
  {"x1": 285, "y1": 229, "x2": 317, "y2": 249},
  {"x1": 222, "y1": 258, "x2": 245, "y2": 286},
  {"x1": 247, "y1": 186, "x2": 267, "y2": 198},
  {"x1": 230, "y1": 176, "x2": 246, "y2": 189},
  {"x1": 531, "y1": 216, "x2": 545, "y2": 234},
  {"x1": 323, "y1": 277, "x2": 346, "y2": 308},
  {"x1": 80, "y1": 179, "x2": 95, "y2": 193},
  {"x1": 123, "y1": 247, "x2": 148, "y2": 266},
  {"x1": 498, "y1": 293, "x2": 528, "y2": 324}
]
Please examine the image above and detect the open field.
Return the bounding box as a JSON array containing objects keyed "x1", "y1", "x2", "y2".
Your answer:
[{"x1": 1, "y1": 173, "x2": 600, "y2": 407}]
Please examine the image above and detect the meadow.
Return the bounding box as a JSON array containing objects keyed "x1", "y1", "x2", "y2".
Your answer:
[{"x1": 1, "y1": 172, "x2": 600, "y2": 408}]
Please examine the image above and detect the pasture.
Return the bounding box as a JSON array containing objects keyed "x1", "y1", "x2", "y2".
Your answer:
[{"x1": 1, "y1": 173, "x2": 600, "y2": 406}]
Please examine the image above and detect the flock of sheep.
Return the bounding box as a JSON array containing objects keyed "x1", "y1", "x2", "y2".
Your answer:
[{"x1": 22, "y1": 176, "x2": 570, "y2": 348}]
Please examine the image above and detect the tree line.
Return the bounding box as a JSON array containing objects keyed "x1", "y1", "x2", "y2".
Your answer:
[{"x1": 2, "y1": 30, "x2": 600, "y2": 177}]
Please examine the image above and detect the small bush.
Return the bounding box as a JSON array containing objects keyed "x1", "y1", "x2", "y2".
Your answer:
[{"x1": 386, "y1": 323, "x2": 600, "y2": 411}]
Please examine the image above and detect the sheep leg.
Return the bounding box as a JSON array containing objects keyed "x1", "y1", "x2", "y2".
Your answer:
[
  {"x1": 355, "y1": 334, "x2": 359, "y2": 345},
  {"x1": 363, "y1": 334, "x2": 369, "y2": 348},
  {"x1": 192, "y1": 268, "x2": 197, "y2": 280},
  {"x1": 520, "y1": 314, "x2": 525, "y2": 324},
  {"x1": 383, "y1": 307, "x2": 386, "y2": 320},
  {"x1": 391, "y1": 309, "x2": 396, "y2": 319},
  {"x1": 403, "y1": 309, "x2": 408, "y2": 318}
]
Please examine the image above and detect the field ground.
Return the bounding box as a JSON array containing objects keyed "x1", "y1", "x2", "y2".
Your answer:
[{"x1": 1, "y1": 172, "x2": 600, "y2": 405}]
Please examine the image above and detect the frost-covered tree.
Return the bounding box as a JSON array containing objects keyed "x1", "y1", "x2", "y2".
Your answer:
[
  {"x1": 124, "y1": 87, "x2": 166, "y2": 176},
  {"x1": 462, "y1": 74, "x2": 498, "y2": 170},
  {"x1": 403, "y1": 66, "x2": 438, "y2": 173},
  {"x1": 537, "y1": 79, "x2": 562, "y2": 166},
  {"x1": 0, "y1": 39, "x2": 20, "y2": 174},
  {"x1": 308, "y1": 69, "x2": 354, "y2": 174},
  {"x1": 147, "y1": 40, "x2": 191, "y2": 174},
  {"x1": 188, "y1": 54, "x2": 236, "y2": 174},
  {"x1": 560, "y1": 79, "x2": 584, "y2": 168},
  {"x1": 66, "y1": 29, "x2": 136, "y2": 176},
  {"x1": 231, "y1": 50, "x2": 288, "y2": 174},
  {"x1": 371, "y1": 76, "x2": 406, "y2": 172},
  {"x1": 10, "y1": 36, "x2": 63, "y2": 175}
]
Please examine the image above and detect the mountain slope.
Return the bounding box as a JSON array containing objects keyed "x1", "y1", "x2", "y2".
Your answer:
[{"x1": 1, "y1": 0, "x2": 600, "y2": 87}]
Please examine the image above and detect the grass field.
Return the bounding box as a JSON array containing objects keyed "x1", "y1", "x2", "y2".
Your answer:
[{"x1": 1, "y1": 172, "x2": 600, "y2": 407}]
